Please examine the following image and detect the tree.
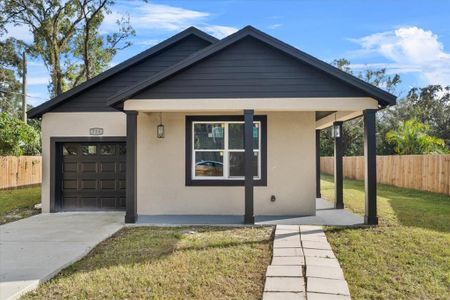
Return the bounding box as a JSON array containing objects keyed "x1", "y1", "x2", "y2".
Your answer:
[
  {"x1": 1, "y1": 0, "x2": 134, "y2": 96},
  {"x1": 320, "y1": 59, "x2": 401, "y2": 156},
  {"x1": 386, "y1": 119, "x2": 448, "y2": 154},
  {"x1": 0, "y1": 112, "x2": 41, "y2": 155},
  {"x1": 0, "y1": 38, "x2": 26, "y2": 118},
  {"x1": 69, "y1": 0, "x2": 134, "y2": 87}
]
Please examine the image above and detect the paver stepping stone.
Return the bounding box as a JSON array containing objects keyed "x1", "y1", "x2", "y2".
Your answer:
[
  {"x1": 299, "y1": 225, "x2": 323, "y2": 232},
  {"x1": 266, "y1": 265, "x2": 303, "y2": 277},
  {"x1": 301, "y1": 240, "x2": 332, "y2": 250},
  {"x1": 273, "y1": 247, "x2": 303, "y2": 257},
  {"x1": 306, "y1": 257, "x2": 341, "y2": 268},
  {"x1": 263, "y1": 292, "x2": 306, "y2": 300},
  {"x1": 303, "y1": 248, "x2": 335, "y2": 258},
  {"x1": 307, "y1": 292, "x2": 351, "y2": 300},
  {"x1": 307, "y1": 278, "x2": 350, "y2": 295},
  {"x1": 273, "y1": 240, "x2": 301, "y2": 248},
  {"x1": 306, "y1": 265, "x2": 345, "y2": 280},
  {"x1": 264, "y1": 277, "x2": 305, "y2": 292},
  {"x1": 272, "y1": 256, "x2": 305, "y2": 266},
  {"x1": 277, "y1": 225, "x2": 300, "y2": 231},
  {"x1": 301, "y1": 235, "x2": 329, "y2": 242}
]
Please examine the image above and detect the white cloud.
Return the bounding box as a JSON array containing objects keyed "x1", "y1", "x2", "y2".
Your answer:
[
  {"x1": 103, "y1": 1, "x2": 208, "y2": 32},
  {"x1": 103, "y1": 1, "x2": 237, "y2": 39},
  {"x1": 202, "y1": 25, "x2": 238, "y2": 39},
  {"x1": 269, "y1": 24, "x2": 282, "y2": 29},
  {"x1": 351, "y1": 26, "x2": 450, "y2": 86}
]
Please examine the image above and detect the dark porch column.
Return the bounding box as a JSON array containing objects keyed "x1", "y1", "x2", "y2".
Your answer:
[
  {"x1": 315, "y1": 129, "x2": 321, "y2": 198},
  {"x1": 244, "y1": 109, "x2": 255, "y2": 224},
  {"x1": 125, "y1": 111, "x2": 138, "y2": 223},
  {"x1": 364, "y1": 109, "x2": 378, "y2": 225},
  {"x1": 333, "y1": 121, "x2": 344, "y2": 209}
]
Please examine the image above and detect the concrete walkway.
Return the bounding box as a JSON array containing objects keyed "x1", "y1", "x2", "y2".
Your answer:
[
  {"x1": 263, "y1": 225, "x2": 351, "y2": 300},
  {"x1": 137, "y1": 198, "x2": 363, "y2": 226},
  {"x1": 0, "y1": 212, "x2": 124, "y2": 300}
]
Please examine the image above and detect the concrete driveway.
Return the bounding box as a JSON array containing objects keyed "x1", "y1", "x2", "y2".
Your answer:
[{"x1": 0, "y1": 212, "x2": 124, "y2": 300}]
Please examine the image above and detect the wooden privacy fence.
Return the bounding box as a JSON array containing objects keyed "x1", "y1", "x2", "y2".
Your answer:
[
  {"x1": 320, "y1": 155, "x2": 450, "y2": 195},
  {"x1": 0, "y1": 156, "x2": 42, "y2": 189}
]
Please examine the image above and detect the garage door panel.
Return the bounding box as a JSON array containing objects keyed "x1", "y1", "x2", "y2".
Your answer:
[
  {"x1": 60, "y1": 142, "x2": 126, "y2": 211},
  {"x1": 99, "y1": 162, "x2": 116, "y2": 173},
  {"x1": 63, "y1": 180, "x2": 78, "y2": 190},
  {"x1": 79, "y1": 179, "x2": 98, "y2": 190},
  {"x1": 63, "y1": 162, "x2": 77, "y2": 172},
  {"x1": 100, "y1": 180, "x2": 116, "y2": 190},
  {"x1": 62, "y1": 197, "x2": 79, "y2": 208},
  {"x1": 100, "y1": 197, "x2": 117, "y2": 209}
]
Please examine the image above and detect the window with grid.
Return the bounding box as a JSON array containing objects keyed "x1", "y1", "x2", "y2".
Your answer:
[{"x1": 192, "y1": 121, "x2": 261, "y2": 180}]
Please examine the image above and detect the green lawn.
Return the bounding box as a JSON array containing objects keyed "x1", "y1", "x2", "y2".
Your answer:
[
  {"x1": 321, "y1": 174, "x2": 450, "y2": 300},
  {"x1": 23, "y1": 226, "x2": 273, "y2": 299},
  {"x1": 0, "y1": 186, "x2": 41, "y2": 224}
]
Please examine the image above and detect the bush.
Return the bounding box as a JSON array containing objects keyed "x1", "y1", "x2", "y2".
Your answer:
[{"x1": 0, "y1": 112, "x2": 41, "y2": 155}]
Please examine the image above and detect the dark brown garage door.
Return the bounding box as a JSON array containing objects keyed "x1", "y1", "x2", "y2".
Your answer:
[{"x1": 60, "y1": 142, "x2": 126, "y2": 211}]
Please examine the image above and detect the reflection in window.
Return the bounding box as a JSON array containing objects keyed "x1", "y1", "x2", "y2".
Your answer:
[
  {"x1": 100, "y1": 144, "x2": 115, "y2": 155},
  {"x1": 195, "y1": 152, "x2": 224, "y2": 177},
  {"x1": 81, "y1": 145, "x2": 96, "y2": 156},
  {"x1": 194, "y1": 123, "x2": 224, "y2": 149},
  {"x1": 192, "y1": 121, "x2": 261, "y2": 180},
  {"x1": 118, "y1": 144, "x2": 126, "y2": 155},
  {"x1": 229, "y1": 152, "x2": 258, "y2": 177},
  {"x1": 63, "y1": 144, "x2": 78, "y2": 156}
]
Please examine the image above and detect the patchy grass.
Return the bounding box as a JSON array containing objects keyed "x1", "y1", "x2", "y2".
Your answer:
[
  {"x1": 0, "y1": 186, "x2": 41, "y2": 224},
  {"x1": 23, "y1": 226, "x2": 273, "y2": 299},
  {"x1": 321, "y1": 174, "x2": 450, "y2": 299}
]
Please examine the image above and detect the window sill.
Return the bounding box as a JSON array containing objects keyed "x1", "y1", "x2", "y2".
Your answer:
[{"x1": 186, "y1": 179, "x2": 267, "y2": 187}]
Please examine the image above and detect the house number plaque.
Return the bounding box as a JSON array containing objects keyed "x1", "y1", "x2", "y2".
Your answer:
[{"x1": 89, "y1": 128, "x2": 104, "y2": 135}]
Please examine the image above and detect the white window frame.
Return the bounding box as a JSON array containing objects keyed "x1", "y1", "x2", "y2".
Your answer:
[{"x1": 192, "y1": 121, "x2": 261, "y2": 180}]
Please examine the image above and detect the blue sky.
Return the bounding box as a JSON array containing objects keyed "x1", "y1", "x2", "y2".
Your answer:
[{"x1": 5, "y1": 0, "x2": 450, "y2": 106}]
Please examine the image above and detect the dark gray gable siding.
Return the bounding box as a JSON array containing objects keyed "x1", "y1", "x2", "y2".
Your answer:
[
  {"x1": 131, "y1": 37, "x2": 369, "y2": 100},
  {"x1": 52, "y1": 35, "x2": 211, "y2": 112}
]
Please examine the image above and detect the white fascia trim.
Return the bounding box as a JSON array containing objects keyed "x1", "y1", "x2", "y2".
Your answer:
[
  {"x1": 315, "y1": 111, "x2": 364, "y2": 129},
  {"x1": 123, "y1": 97, "x2": 379, "y2": 112}
]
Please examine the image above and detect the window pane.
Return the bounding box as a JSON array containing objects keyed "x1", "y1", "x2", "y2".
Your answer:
[
  {"x1": 228, "y1": 123, "x2": 259, "y2": 149},
  {"x1": 81, "y1": 145, "x2": 96, "y2": 156},
  {"x1": 229, "y1": 151, "x2": 258, "y2": 177},
  {"x1": 118, "y1": 144, "x2": 126, "y2": 155},
  {"x1": 63, "y1": 144, "x2": 78, "y2": 156},
  {"x1": 195, "y1": 152, "x2": 224, "y2": 177},
  {"x1": 194, "y1": 123, "x2": 224, "y2": 149},
  {"x1": 99, "y1": 144, "x2": 115, "y2": 155}
]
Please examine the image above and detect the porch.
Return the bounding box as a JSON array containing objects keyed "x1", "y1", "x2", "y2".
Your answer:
[{"x1": 135, "y1": 198, "x2": 363, "y2": 226}]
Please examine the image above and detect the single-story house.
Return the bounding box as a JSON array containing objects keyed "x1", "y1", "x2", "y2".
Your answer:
[{"x1": 28, "y1": 26, "x2": 396, "y2": 225}]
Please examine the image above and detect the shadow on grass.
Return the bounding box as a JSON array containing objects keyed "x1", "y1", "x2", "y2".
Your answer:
[
  {"x1": 321, "y1": 174, "x2": 450, "y2": 233},
  {"x1": 57, "y1": 226, "x2": 272, "y2": 277}
]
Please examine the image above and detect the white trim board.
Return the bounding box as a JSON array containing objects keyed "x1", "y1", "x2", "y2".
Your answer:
[{"x1": 123, "y1": 97, "x2": 379, "y2": 112}]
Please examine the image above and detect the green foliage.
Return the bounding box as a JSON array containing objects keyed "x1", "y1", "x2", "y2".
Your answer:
[
  {"x1": 0, "y1": 38, "x2": 26, "y2": 117},
  {"x1": 1, "y1": 0, "x2": 134, "y2": 96},
  {"x1": 386, "y1": 119, "x2": 448, "y2": 154},
  {"x1": 0, "y1": 112, "x2": 41, "y2": 155}
]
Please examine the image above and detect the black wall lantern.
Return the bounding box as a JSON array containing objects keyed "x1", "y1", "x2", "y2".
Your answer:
[
  {"x1": 331, "y1": 124, "x2": 341, "y2": 138},
  {"x1": 157, "y1": 112, "x2": 165, "y2": 138}
]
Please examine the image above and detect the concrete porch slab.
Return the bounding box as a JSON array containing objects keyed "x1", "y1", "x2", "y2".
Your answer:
[
  {"x1": 0, "y1": 212, "x2": 124, "y2": 300},
  {"x1": 136, "y1": 199, "x2": 363, "y2": 226}
]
